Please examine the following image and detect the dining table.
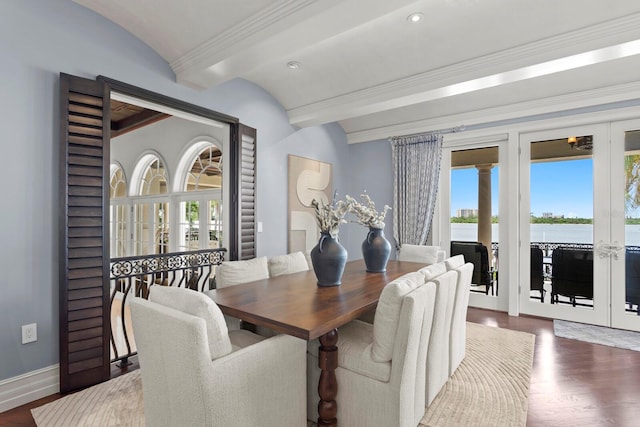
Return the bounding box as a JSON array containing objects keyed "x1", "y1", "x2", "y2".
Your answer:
[{"x1": 210, "y1": 258, "x2": 424, "y2": 427}]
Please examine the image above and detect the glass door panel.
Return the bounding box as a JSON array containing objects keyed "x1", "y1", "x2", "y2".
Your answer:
[
  {"x1": 519, "y1": 126, "x2": 609, "y2": 326},
  {"x1": 529, "y1": 138, "x2": 594, "y2": 306},
  {"x1": 133, "y1": 201, "x2": 168, "y2": 255},
  {"x1": 179, "y1": 200, "x2": 200, "y2": 251},
  {"x1": 207, "y1": 199, "x2": 222, "y2": 249},
  {"x1": 110, "y1": 203, "x2": 128, "y2": 258},
  {"x1": 450, "y1": 147, "x2": 499, "y2": 297},
  {"x1": 611, "y1": 121, "x2": 640, "y2": 331}
]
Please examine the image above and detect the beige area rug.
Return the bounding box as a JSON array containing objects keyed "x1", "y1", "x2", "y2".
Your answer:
[
  {"x1": 31, "y1": 371, "x2": 144, "y2": 427},
  {"x1": 32, "y1": 323, "x2": 534, "y2": 427},
  {"x1": 420, "y1": 323, "x2": 535, "y2": 427}
]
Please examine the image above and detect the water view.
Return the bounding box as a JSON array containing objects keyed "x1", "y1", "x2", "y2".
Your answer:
[{"x1": 451, "y1": 223, "x2": 640, "y2": 246}]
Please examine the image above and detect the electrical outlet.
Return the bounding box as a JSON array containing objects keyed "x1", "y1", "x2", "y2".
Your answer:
[{"x1": 22, "y1": 323, "x2": 37, "y2": 344}]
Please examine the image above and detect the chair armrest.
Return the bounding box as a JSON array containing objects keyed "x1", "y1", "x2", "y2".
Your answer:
[{"x1": 207, "y1": 334, "x2": 307, "y2": 427}]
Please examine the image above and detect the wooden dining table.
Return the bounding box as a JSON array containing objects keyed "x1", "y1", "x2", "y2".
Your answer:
[{"x1": 210, "y1": 259, "x2": 424, "y2": 427}]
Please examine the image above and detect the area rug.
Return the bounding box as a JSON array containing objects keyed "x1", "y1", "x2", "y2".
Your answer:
[
  {"x1": 31, "y1": 371, "x2": 144, "y2": 427},
  {"x1": 554, "y1": 319, "x2": 640, "y2": 351},
  {"x1": 420, "y1": 323, "x2": 535, "y2": 427},
  {"x1": 32, "y1": 323, "x2": 534, "y2": 427}
]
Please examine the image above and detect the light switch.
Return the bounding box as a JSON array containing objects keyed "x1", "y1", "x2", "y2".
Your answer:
[{"x1": 257, "y1": 221, "x2": 263, "y2": 233}]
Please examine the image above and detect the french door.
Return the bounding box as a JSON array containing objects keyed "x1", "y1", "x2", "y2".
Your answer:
[
  {"x1": 611, "y1": 118, "x2": 640, "y2": 331},
  {"x1": 437, "y1": 135, "x2": 509, "y2": 312},
  {"x1": 519, "y1": 122, "x2": 640, "y2": 331}
]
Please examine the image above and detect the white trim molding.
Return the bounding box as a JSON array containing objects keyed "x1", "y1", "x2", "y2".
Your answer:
[
  {"x1": 346, "y1": 81, "x2": 640, "y2": 144},
  {"x1": 289, "y1": 13, "x2": 640, "y2": 128},
  {"x1": 0, "y1": 365, "x2": 59, "y2": 413}
]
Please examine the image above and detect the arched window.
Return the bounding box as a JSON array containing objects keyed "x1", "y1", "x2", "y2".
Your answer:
[
  {"x1": 140, "y1": 157, "x2": 168, "y2": 195},
  {"x1": 110, "y1": 163, "x2": 127, "y2": 198},
  {"x1": 131, "y1": 154, "x2": 170, "y2": 255},
  {"x1": 186, "y1": 145, "x2": 222, "y2": 191},
  {"x1": 176, "y1": 142, "x2": 225, "y2": 251}
]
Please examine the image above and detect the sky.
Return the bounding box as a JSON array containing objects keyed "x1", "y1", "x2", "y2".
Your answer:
[{"x1": 450, "y1": 159, "x2": 595, "y2": 218}]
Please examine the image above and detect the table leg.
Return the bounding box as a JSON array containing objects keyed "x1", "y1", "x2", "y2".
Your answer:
[{"x1": 317, "y1": 329, "x2": 338, "y2": 427}]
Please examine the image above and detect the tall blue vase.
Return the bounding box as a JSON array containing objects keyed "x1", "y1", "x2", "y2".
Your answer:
[
  {"x1": 310, "y1": 232, "x2": 348, "y2": 286},
  {"x1": 362, "y1": 227, "x2": 391, "y2": 273}
]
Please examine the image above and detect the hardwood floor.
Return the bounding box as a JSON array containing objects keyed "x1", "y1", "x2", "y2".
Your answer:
[
  {"x1": 467, "y1": 308, "x2": 640, "y2": 427},
  {"x1": 2, "y1": 308, "x2": 640, "y2": 426}
]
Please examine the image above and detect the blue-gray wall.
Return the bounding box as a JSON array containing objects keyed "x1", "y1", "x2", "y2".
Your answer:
[
  {"x1": 0, "y1": 0, "x2": 364, "y2": 381},
  {"x1": 344, "y1": 139, "x2": 396, "y2": 259}
]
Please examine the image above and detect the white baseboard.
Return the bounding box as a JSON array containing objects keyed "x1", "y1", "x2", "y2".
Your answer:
[{"x1": 0, "y1": 365, "x2": 59, "y2": 413}]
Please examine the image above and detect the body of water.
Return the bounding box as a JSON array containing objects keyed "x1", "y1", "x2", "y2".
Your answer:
[{"x1": 451, "y1": 223, "x2": 640, "y2": 246}]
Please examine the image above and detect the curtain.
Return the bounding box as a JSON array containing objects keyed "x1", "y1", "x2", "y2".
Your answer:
[{"x1": 391, "y1": 132, "x2": 443, "y2": 248}]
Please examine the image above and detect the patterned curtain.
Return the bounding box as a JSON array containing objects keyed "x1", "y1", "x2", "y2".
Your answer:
[{"x1": 391, "y1": 132, "x2": 443, "y2": 248}]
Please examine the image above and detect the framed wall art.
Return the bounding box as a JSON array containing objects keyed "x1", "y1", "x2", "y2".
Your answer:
[{"x1": 288, "y1": 155, "x2": 332, "y2": 253}]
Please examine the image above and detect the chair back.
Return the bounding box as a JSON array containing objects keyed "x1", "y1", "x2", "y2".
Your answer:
[
  {"x1": 216, "y1": 256, "x2": 269, "y2": 288},
  {"x1": 392, "y1": 282, "x2": 437, "y2": 427},
  {"x1": 211, "y1": 256, "x2": 270, "y2": 331},
  {"x1": 398, "y1": 244, "x2": 445, "y2": 265},
  {"x1": 450, "y1": 241, "x2": 492, "y2": 287},
  {"x1": 530, "y1": 247, "x2": 545, "y2": 292},
  {"x1": 551, "y1": 248, "x2": 593, "y2": 299},
  {"x1": 130, "y1": 297, "x2": 216, "y2": 427},
  {"x1": 448, "y1": 262, "x2": 474, "y2": 376},
  {"x1": 425, "y1": 270, "x2": 458, "y2": 405},
  {"x1": 625, "y1": 248, "x2": 640, "y2": 306},
  {"x1": 268, "y1": 251, "x2": 309, "y2": 277}
]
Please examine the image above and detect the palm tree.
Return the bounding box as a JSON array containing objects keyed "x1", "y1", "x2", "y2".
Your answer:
[{"x1": 625, "y1": 155, "x2": 640, "y2": 216}]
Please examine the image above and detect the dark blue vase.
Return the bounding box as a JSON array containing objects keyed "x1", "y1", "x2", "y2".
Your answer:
[
  {"x1": 362, "y1": 227, "x2": 391, "y2": 273},
  {"x1": 310, "y1": 232, "x2": 348, "y2": 286}
]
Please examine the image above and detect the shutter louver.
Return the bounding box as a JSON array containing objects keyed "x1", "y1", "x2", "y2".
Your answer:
[
  {"x1": 238, "y1": 125, "x2": 257, "y2": 260},
  {"x1": 59, "y1": 74, "x2": 110, "y2": 392}
]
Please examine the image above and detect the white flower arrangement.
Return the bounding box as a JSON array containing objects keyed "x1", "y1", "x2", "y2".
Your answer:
[
  {"x1": 346, "y1": 193, "x2": 391, "y2": 229},
  {"x1": 311, "y1": 196, "x2": 351, "y2": 237}
]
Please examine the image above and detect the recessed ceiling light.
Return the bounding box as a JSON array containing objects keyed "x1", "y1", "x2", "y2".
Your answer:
[
  {"x1": 407, "y1": 12, "x2": 424, "y2": 23},
  {"x1": 287, "y1": 61, "x2": 301, "y2": 69}
]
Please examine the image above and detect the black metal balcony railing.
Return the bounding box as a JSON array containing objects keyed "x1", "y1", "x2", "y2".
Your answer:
[{"x1": 109, "y1": 248, "x2": 226, "y2": 365}]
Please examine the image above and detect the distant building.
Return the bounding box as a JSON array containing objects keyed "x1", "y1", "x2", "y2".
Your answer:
[
  {"x1": 457, "y1": 208, "x2": 478, "y2": 218},
  {"x1": 542, "y1": 212, "x2": 566, "y2": 219}
]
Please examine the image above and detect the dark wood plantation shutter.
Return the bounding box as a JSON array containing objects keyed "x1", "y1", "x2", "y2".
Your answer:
[
  {"x1": 238, "y1": 124, "x2": 257, "y2": 260},
  {"x1": 59, "y1": 73, "x2": 110, "y2": 393}
]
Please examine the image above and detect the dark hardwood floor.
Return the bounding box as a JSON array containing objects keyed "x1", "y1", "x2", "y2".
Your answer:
[
  {"x1": 467, "y1": 308, "x2": 640, "y2": 427},
  {"x1": 2, "y1": 308, "x2": 640, "y2": 426}
]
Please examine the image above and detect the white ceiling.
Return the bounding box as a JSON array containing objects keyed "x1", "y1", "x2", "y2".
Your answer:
[{"x1": 74, "y1": 0, "x2": 640, "y2": 143}]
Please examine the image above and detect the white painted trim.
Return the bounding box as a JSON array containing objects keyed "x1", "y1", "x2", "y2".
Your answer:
[
  {"x1": 289, "y1": 13, "x2": 640, "y2": 127},
  {"x1": 347, "y1": 81, "x2": 640, "y2": 144},
  {"x1": 170, "y1": 0, "x2": 320, "y2": 80},
  {"x1": 0, "y1": 365, "x2": 59, "y2": 413}
]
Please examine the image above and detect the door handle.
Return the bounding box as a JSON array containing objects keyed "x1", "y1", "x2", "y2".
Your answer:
[
  {"x1": 594, "y1": 240, "x2": 610, "y2": 259},
  {"x1": 608, "y1": 241, "x2": 624, "y2": 260},
  {"x1": 595, "y1": 241, "x2": 625, "y2": 260}
]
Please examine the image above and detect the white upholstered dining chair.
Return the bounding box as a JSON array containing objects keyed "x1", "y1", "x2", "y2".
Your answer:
[
  {"x1": 307, "y1": 272, "x2": 437, "y2": 427},
  {"x1": 445, "y1": 255, "x2": 474, "y2": 376},
  {"x1": 131, "y1": 286, "x2": 306, "y2": 427},
  {"x1": 418, "y1": 268, "x2": 459, "y2": 405},
  {"x1": 267, "y1": 251, "x2": 310, "y2": 277},
  {"x1": 207, "y1": 256, "x2": 270, "y2": 331},
  {"x1": 397, "y1": 244, "x2": 446, "y2": 265}
]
